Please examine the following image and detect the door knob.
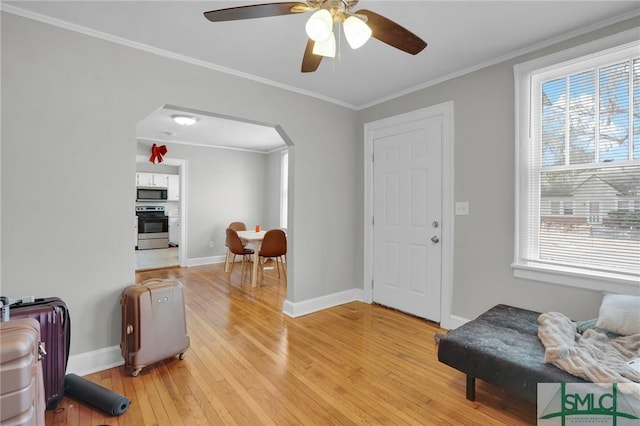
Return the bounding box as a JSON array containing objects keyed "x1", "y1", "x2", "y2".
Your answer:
[{"x1": 431, "y1": 236, "x2": 440, "y2": 244}]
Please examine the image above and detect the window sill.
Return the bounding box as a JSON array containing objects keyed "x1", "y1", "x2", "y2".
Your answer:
[{"x1": 512, "y1": 261, "x2": 639, "y2": 295}]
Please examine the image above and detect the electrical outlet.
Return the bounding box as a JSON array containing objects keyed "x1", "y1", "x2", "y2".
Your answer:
[
  {"x1": 208, "y1": 241, "x2": 214, "y2": 248},
  {"x1": 455, "y1": 202, "x2": 470, "y2": 216}
]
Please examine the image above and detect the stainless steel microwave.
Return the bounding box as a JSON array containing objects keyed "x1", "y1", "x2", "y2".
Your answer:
[{"x1": 136, "y1": 188, "x2": 168, "y2": 201}]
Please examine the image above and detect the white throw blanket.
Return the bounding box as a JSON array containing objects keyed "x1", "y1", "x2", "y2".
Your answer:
[{"x1": 537, "y1": 311, "x2": 640, "y2": 397}]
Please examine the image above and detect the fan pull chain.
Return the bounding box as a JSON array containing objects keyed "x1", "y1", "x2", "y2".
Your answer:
[
  {"x1": 331, "y1": 22, "x2": 337, "y2": 71},
  {"x1": 338, "y1": 21, "x2": 342, "y2": 62}
]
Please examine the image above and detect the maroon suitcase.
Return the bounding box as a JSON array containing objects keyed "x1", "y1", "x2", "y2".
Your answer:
[{"x1": 9, "y1": 297, "x2": 70, "y2": 410}]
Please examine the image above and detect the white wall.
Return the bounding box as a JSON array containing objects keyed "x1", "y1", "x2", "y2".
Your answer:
[
  {"x1": 1, "y1": 12, "x2": 360, "y2": 355},
  {"x1": 264, "y1": 149, "x2": 286, "y2": 230},
  {"x1": 357, "y1": 17, "x2": 640, "y2": 322}
]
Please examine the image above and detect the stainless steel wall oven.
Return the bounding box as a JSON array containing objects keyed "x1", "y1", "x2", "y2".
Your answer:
[{"x1": 136, "y1": 206, "x2": 169, "y2": 250}]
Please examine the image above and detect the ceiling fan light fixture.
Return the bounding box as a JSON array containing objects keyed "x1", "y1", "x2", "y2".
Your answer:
[
  {"x1": 312, "y1": 32, "x2": 336, "y2": 58},
  {"x1": 343, "y1": 15, "x2": 372, "y2": 49},
  {"x1": 172, "y1": 114, "x2": 197, "y2": 126},
  {"x1": 305, "y1": 9, "x2": 333, "y2": 42}
]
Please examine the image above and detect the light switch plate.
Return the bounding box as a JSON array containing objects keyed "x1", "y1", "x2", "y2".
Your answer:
[{"x1": 455, "y1": 202, "x2": 469, "y2": 216}]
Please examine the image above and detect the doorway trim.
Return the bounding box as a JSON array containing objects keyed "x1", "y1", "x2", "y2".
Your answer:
[
  {"x1": 363, "y1": 101, "x2": 454, "y2": 329},
  {"x1": 136, "y1": 155, "x2": 187, "y2": 268}
]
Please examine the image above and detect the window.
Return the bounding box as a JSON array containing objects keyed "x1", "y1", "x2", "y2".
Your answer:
[
  {"x1": 514, "y1": 30, "x2": 640, "y2": 292},
  {"x1": 563, "y1": 201, "x2": 574, "y2": 216},
  {"x1": 280, "y1": 149, "x2": 289, "y2": 229},
  {"x1": 588, "y1": 201, "x2": 601, "y2": 224}
]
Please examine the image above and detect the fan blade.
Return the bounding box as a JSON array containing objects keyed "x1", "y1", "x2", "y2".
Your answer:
[
  {"x1": 204, "y1": 2, "x2": 309, "y2": 22},
  {"x1": 355, "y1": 9, "x2": 427, "y2": 55},
  {"x1": 301, "y1": 39, "x2": 322, "y2": 73}
]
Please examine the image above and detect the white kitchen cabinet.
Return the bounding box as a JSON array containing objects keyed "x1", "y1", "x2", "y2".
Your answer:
[
  {"x1": 169, "y1": 217, "x2": 180, "y2": 246},
  {"x1": 167, "y1": 174, "x2": 180, "y2": 201},
  {"x1": 136, "y1": 172, "x2": 168, "y2": 188},
  {"x1": 136, "y1": 172, "x2": 152, "y2": 187},
  {"x1": 155, "y1": 174, "x2": 169, "y2": 188}
]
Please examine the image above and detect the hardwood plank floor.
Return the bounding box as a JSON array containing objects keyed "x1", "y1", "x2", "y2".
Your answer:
[{"x1": 46, "y1": 261, "x2": 536, "y2": 425}]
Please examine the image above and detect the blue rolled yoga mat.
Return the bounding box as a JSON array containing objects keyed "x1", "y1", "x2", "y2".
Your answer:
[{"x1": 64, "y1": 373, "x2": 131, "y2": 416}]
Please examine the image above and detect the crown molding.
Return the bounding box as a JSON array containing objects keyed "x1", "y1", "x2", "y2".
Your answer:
[
  {"x1": 0, "y1": 4, "x2": 357, "y2": 110},
  {"x1": 356, "y1": 8, "x2": 640, "y2": 110},
  {"x1": 3, "y1": 4, "x2": 639, "y2": 111}
]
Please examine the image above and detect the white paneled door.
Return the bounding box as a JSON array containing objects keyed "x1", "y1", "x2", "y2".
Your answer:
[{"x1": 372, "y1": 116, "x2": 442, "y2": 322}]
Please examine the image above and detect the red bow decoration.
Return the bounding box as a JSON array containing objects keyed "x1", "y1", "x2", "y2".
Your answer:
[{"x1": 149, "y1": 143, "x2": 167, "y2": 164}]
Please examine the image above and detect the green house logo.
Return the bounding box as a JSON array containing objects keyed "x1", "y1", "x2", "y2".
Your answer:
[{"x1": 539, "y1": 383, "x2": 640, "y2": 426}]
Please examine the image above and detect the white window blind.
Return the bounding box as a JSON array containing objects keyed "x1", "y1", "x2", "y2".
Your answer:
[{"x1": 515, "y1": 36, "x2": 640, "y2": 290}]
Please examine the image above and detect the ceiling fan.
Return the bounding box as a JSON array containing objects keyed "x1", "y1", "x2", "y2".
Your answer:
[{"x1": 203, "y1": 1, "x2": 427, "y2": 73}]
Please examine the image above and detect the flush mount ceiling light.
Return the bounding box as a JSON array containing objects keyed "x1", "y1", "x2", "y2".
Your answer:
[
  {"x1": 171, "y1": 115, "x2": 197, "y2": 126},
  {"x1": 203, "y1": 0, "x2": 427, "y2": 73}
]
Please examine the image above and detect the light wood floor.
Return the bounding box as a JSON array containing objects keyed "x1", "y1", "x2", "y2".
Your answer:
[{"x1": 46, "y1": 262, "x2": 536, "y2": 425}]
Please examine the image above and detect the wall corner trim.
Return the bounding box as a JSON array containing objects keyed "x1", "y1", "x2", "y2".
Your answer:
[{"x1": 447, "y1": 315, "x2": 471, "y2": 330}]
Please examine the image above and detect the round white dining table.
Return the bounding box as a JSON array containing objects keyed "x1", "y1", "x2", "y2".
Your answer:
[{"x1": 236, "y1": 230, "x2": 267, "y2": 288}]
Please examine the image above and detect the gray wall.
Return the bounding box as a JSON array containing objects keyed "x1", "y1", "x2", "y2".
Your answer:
[
  {"x1": 136, "y1": 140, "x2": 277, "y2": 260},
  {"x1": 135, "y1": 143, "x2": 284, "y2": 258},
  {"x1": 1, "y1": 12, "x2": 359, "y2": 355},
  {"x1": 357, "y1": 17, "x2": 640, "y2": 322},
  {"x1": 3, "y1": 8, "x2": 634, "y2": 360}
]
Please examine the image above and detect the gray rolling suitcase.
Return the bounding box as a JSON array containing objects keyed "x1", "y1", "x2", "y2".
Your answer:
[
  {"x1": 0, "y1": 318, "x2": 46, "y2": 426},
  {"x1": 120, "y1": 279, "x2": 190, "y2": 377}
]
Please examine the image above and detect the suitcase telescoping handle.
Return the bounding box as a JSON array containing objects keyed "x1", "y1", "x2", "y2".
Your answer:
[
  {"x1": 0, "y1": 297, "x2": 9, "y2": 322},
  {"x1": 38, "y1": 342, "x2": 47, "y2": 360},
  {"x1": 141, "y1": 279, "x2": 164, "y2": 285}
]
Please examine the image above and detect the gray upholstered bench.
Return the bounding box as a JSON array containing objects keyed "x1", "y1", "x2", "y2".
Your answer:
[{"x1": 437, "y1": 304, "x2": 586, "y2": 405}]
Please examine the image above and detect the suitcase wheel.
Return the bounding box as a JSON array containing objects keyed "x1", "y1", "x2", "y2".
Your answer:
[
  {"x1": 131, "y1": 368, "x2": 142, "y2": 377},
  {"x1": 179, "y1": 352, "x2": 185, "y2": 360}
]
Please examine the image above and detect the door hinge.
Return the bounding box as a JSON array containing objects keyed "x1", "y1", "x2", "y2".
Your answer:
[
  {"x1": 372, "y1": 216, "x2": 374, "y2": 226},
  {"x1": 371, "y1": 152, "x2": 374, "y2": 162}
]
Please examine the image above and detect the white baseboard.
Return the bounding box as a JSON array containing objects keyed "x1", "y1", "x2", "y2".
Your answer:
[
  {"x1": 186, "y1": 255, "x2": 225, "y2": 267},
  {"x1": 282, "y1": 288, "x2": 365, "y2": 318},
  {"x1": 67, "y1": 345, "x2": 123, "y2": 377},
  {"x1": 447, "y1": 314, "x2": 470, "y2": 330}
]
